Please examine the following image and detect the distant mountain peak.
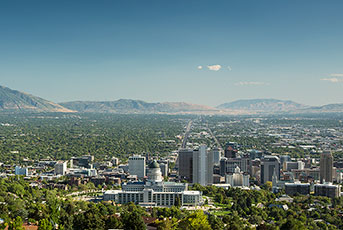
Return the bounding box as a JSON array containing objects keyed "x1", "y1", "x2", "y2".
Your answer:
[{"x1": 0, "y1": 85, "x2": 74, "y2": 112}]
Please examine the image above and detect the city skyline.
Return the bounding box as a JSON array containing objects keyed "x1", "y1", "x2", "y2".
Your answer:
[{"x1": 1, "y1": 0, "x2": 343, "y2": 106}]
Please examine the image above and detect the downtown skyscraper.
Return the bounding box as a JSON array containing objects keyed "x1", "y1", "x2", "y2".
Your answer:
[
  {"x1": 320, "y1": 151, "x2": 333, "y2": 183},
  {"x1": 193, "y1": 145, "x2": 213, "y2": 186}
]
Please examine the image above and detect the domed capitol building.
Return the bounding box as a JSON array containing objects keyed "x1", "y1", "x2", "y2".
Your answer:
[{"x1": 103, "y1": 160, "x2": 202, "y2": 207}]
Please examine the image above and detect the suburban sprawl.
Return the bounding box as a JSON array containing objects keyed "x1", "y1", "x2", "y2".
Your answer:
[{"x1": 1, "y1": 113, "x2": 343, "y2": 229}]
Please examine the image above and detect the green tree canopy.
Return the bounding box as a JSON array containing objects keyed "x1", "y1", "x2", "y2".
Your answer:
[{"x1": 178, "y1": 211, "x2": 211, "y2": 230}]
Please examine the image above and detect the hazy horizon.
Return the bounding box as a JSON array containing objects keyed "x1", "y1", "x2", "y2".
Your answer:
[
  {"x1": 1, "y1": 83, "x2": 340, "y2": 108},
  {"x1": 1, "y1": 0, "x2": 343, "y2": 107}
]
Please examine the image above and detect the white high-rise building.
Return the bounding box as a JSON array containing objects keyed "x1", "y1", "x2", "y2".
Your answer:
[
  {"x1": 212, "y1": 148, "x2": 221, "y2": 165},
  {"x1": 129, "y1": 155, "x2": 146, "y2": 179},
  {"x1": 55, "y1": 161, "x2": 67, "y2": 175},
  {"x1": 193, "y1": 145, "x2": 213, "y2": 186}
]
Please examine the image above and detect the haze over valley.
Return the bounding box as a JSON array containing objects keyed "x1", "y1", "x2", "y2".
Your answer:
[{"x1": 1, "y1": 85, "x2": 342, "y2": 115}]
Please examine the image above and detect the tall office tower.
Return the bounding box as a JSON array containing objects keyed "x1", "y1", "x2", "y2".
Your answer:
[
  {"x1": 129, "y1": 155, "x2": 146, "y2": 179},
  {"x1": 193, "y1": 145, "x2": 213, "y2": 186},
  {"x1": 178, "y1": 149, "x2": 194, "y2": 182},
  {"x1": 219, "y1": 157, "x2": 251, "y2": 176},
  {"x1": 260, "y1": 156, "x2": 280, "y2": 184},
  {"x1": 320, "y1": 151, "x2": 333, "y2": 183},
  {"x1": 224, "y1": 142, "x2": 238, "y2": 158},
  {"x1": 212, "y1": 147, "x2": 221, "y2": 165},
  {"x1": 55, "y1": 161, "x2": 67, "y2": 175}
]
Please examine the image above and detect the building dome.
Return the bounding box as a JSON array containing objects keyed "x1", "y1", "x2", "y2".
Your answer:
[
  {"x1": 148, "y1": 160, "x2": 163, "y2": 182},
  {"x1": 149, "y1": 160, "x2": 160, "y2": 169}
]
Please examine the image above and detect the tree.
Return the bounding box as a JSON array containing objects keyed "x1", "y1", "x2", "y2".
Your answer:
[
  {"x1": 204, "y1": 198, "x2": 208, "y2": 205},
  {"x1": 249, "y1": 214, "x2": 263, "y2": 225},
  {"x1": 207, "y1": 214, "x2": 224, "y2": 230},
  {"x1": 257, "y1": 223, "x2": 277, "y2": 230},
  {"x1": 0, "y1": 223, "x2": 9, "y2": 230},
  {"x1": 155, "y1": 218, "x2": 178, "y2": 230},
  {"x1": 7, "y1": 216, "x2": 24, "y2": 230},
  {"x1": 8, "y1": 183, "x2": 25, "y2": 197},
  {"x1": 178, "y1": 211, "x2": 211, "y2": 230},
  {"x1": 105, "y1": 216, "x2": 122, "y2": 230},
  {"x1": 121, "y1": 209, "x2": 146, "y2": 230},
  {"x1": 38, "y1": 219, "x2": 53, "y2": 230},
  {"x1": 222, "y1": 212, "x2": 245, "y2": 230},
  {"x1": 264, "y1": 181, "x2": 273, "y2": 191},
  {"x1": 215, "y1": 193, "x2": 223, "y2": 203},
  {"x1": 280, "y1": 217, "x2": 306, "y2": 230},
  {"x1": 73, "y1": 207, "x2": 105, "y2": 230},
  {"x1": 174, "y1": 196, "x2": 181, "y2": 208}
]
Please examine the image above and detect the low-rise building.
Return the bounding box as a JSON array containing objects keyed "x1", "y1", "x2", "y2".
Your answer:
[
  {"x1": 285, "y1": 161, "x2": 305, "y2": 171},
  {"x1": 55, "y1": 161, "x2": 67, "y2": 175},
  {"x1": 285, "y1": 182, "x2": 310, "y2": 196},
  {"x1": 292, "y1": 168, "x2": 320, "y2": 181},
  {"x1": 15, "y1": 166, "x2": 29, "y2": 176},
  {"x1": 71, "y1": 155, "x2": 94, "y2": 169},
  {"x1": 67, "y1": 168, "x2": 97, "y2": 177},
  {"x1": 314, "y1": 182, "x2": 341, "y2": 198}
]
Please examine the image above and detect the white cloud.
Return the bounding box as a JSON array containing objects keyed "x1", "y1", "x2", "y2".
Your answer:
[
  {"x1": 207, "y1": 64, "x2": 222, "y2": 71},
  {"x1": 235, "y1": 81, "x2": 269, "y2": 86},
  {"x1": 320, "y1": 73, "x2": 343, "y2": 83},
  {"x1": 197, "y1": 64, "x2": 231, "y2": 71},
  {"x1": 321, "y1": 78, "x2": 343, "y2": 83},
  {"x1": 330, "y1": 73, "x2": 343, "y2": 77}
]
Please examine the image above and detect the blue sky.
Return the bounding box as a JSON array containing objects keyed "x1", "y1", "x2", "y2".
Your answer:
[{"x1": 0, "y1": 0, "x2": 343, "y2": 106}]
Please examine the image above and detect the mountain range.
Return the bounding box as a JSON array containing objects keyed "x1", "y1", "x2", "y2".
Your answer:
[
  {"x1": 0, "y1": 85, "x2": 73, "y2": 112},
  {"x1": 59, "y1": 100, "x2": 217, "y2": 114},
  {"x1": 217, "y1": 99, "x2": 308, "y2": 112},
  {"x1": 1, "y1": 85, "x2": 343, "y2": 115}
]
